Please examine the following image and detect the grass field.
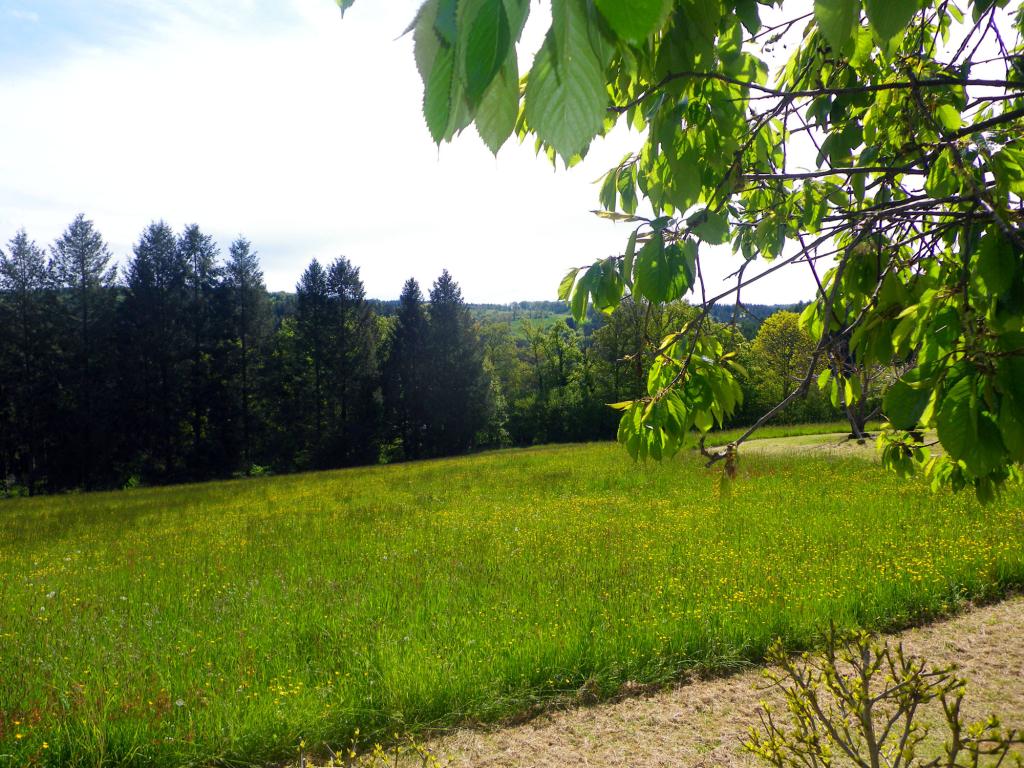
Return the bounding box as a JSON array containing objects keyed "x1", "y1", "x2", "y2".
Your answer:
[{"x1": 1, "y1": 442, "x2": 1022, "y2": 767}]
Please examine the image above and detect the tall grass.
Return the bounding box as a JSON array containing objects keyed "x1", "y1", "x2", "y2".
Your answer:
[{"x1": 1, "y1": 443, "x2": 1021, "y2": 767}]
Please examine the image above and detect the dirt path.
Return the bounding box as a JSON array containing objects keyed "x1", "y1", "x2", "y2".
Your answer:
[
  {"x1": 741, "y1": 431, "x2": 876, "y2": 456},
  {"x1": 736, "y1": 430, "x2": 940, "y2": 460},
  {"x1": 422, "y1": 597, "x2": 1024, "y2": 768}
]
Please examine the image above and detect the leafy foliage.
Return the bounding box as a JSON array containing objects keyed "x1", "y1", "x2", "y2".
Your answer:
[{"x1": 364, "y1": 0, "x2": 1024, "y2": 500}]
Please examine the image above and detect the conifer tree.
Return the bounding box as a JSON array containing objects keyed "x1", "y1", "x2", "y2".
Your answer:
[
  {"x1": 383, "y1": 278, "x2": 429, "y2": 459},
  {"x1": 325, "y1": 256, "x2": 379, "y2": 464},
  {"x1": 178, "y1": 224, "x2": 221, "y2": 471},
  {"x1": 425, "y1": 270, "x2": 488, "y2": 456},
  {"x1": 295, "y1": 259, "x2": 331, "y2": 459},
  {"x1": 223, "y1": 237, "x2": 271, "y2": 470},
  {"x1": 50, "y1": 214, "x2": 117, "y2": 487},
  {"x1": 121, "y1": 221, "x2": 191, "y2": 478},
  {"x1": 0, "y1": 231, "x2": 59, "y2": 493}
]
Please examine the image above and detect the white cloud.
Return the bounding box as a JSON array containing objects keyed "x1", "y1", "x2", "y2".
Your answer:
[
  {"x1": 0, "y1": 0, "x2": 820, "y2": 304},
  {"x1": 7, "y1": 8, "x2": 39, "y2": 22}
]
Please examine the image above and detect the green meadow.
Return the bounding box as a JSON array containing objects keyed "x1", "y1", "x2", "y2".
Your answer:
[{"x1": 1, "y1": 442, "x2": 1022, "y2": 767}]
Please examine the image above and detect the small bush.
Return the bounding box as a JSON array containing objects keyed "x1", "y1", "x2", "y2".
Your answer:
[
  {"x1": 310, "y1": 731, "x2": 445, "y2": 768},
  {"x1": 747, "y1": 629, "x2": 1024, "y2": 768}
]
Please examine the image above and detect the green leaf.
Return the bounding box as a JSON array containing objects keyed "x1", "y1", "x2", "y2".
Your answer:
[
  {"x1": 594, "y1": 258, "x2": 625, "y2": 313},
  {"x1": 435, "y1": 0, "x2": 458, "y2": 43},
  {"x1": 849, "y1": 26, "x2": 874, "y2": 67},
  {"x1": 976, "y1": 231, "x2": 1015, "y2": 296},
  {"x1": 935, "y1": 104, "x2": 962, "y2": 131},
  {"x1": 884, "y1": 379, "x2": 930, "y2": 430},
  {"x1": 459, "y1": 0, "x2": 512, "y2": 106},
  {"x1": 937, "y1": 376, "x2": 1006, "y2": 477},
  {"x1": 925, "y1": 149, "x2": 956, "y2": 198},
  {"x1": 415, "y1": 0, "x2": 473, "y2": 143},
  {"x1": 414, "y1": 0, "x2": 444, "y2": 82},
  {"x1": 594, "y1": 0, "x2": 670, "y2": 43},
  {"x1": 995, "y1": 343, "x2": 1024, "y2": 442},
  {"x1": 995, "y1": 339, "x2": 1024, "y2": 404},
  {"x1": 599, "y1": 170, "x2": 617, "y2": 211},
  {"x1": 634, "y1": 235, "x2": 696, "y2": 304},
  {"x1": 734, "y1": 0, "x2": 761, "y2": 34},
  {"x1": 694, "y1": 407, "x2": 713, "y2": 433},
  {"x1": 558, "y1": 268, "x2": 579, "y2": 301},
  {"x1": 617, "y1": 167, "x2": 638, "y2": 214},
  {"x1": 336, "y1": 0, "x2": 356, "y2": 17},
  {"x1": 424, "y1": 45, "x2": 457, "y2": 143},
  {"x1": 814, "y1": 0, "x2": 860, "y2": 56},
  {"x1": 800, "y1": 301, "x2": 822, "y2": 339},
  {"x1": 523, "y1": 20, "x2": 606, "y2": 161},
  {"x1": 852, "y1": 171, "x2": 865, "y2": 203},
  {"x1": 475, "y1": 56, "x2": 519, "y2": 153},
  {"x1": 937, "y1": 377, "x2": 972, "y2": 465},
  {"x1": 675, "y1": 0, "x2": 721, "y2": 64},
  {"x1": 690, "y1": 209, "x2": 729, "y2": 244},
  {"x1": 569, "y1": 263, "x2": 598, "y2": 322},
  {"x1": 502, "y1": 0, "x2": 530, "y2": 40},
  {"x1": 844, "y1": 375, "x2": 861, "y2": 405},
  {"x1": 864, "y1": 0, "x2": 918, "y2": 41},
  {"x1": 992, "y1": 145, "x2": 1024, "y2": 195},
  {"x1": 999, "y1": 395, "x2": 1024, "y2": 462},
  {"x1": 817, "y1": 368, "x2": 831, "y2": 390},
  {"x1": 623, "y1": 230, "x2": 638, "y2": 286},
  {"x1": 665, "y1": 136, "x2": 702, "y2": 212}
]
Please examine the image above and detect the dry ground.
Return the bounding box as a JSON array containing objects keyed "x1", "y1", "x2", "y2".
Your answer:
[
  {"x1": 739, "y1": 430, "x2": 942, "y2": 458},
  {"x1": 406, "y1": 596, "x2": 1024, "y2": 768}
]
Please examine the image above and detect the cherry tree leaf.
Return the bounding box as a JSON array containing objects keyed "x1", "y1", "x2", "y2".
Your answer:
[
  {"x1": 814, "y1": 0, "x2": 860, "y2": 56},
  {"x1": 523, "y1": 6, "x2": 606, "y2": 161},
  {"x1": 594, "y1": 0, "x2": 671, "y2": 43}
]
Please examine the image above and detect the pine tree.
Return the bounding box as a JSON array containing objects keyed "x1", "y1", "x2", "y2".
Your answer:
[
  {"x1": 294, "y1": 259, "x2": 331, "y2": 460},
  {"x1": 222, "y1": 237, "x2": 271, "y2": 471},
  {"x1": 383, "y1": 278, "x2": 429, "y2": 459},
  {"x1": 120, "y1": 221, "x2": 191, "y2": 479},
  {"x1": 50, "y1": 214, "x2": 117, "y2": 488},
  {"x1": 424, "y1": 270, "x2": 488, "y2": 456},
  {"x1": 178, "y1": 224, "x2": 221, "y2": 472},
  {"x1": 0, "y1": 231, "x2": 59, "y2": 493},
  {"x1": 324, "y1": 256, "x2": 379, "y2": 464},
  {"x1": 261, "y1": 315, "x2": 308, "y2": 471}
]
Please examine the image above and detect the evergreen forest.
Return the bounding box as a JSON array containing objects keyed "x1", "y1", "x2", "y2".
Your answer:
[{"x1": 0, "y1": 216, "x2": 841, "y2": 495}]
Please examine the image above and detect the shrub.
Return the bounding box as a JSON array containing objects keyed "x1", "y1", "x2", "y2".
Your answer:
[{"x1": 747, "y1": 630, "x2": 1024, "y2": 768}]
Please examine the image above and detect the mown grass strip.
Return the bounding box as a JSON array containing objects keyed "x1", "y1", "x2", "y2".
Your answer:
[{"x1": 702, "y1": 420, "x2": 885, "y2": 447}]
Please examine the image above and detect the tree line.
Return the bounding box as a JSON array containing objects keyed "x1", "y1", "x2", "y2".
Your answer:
[{"x1": 0, "y1": 215, "x2": 845, "y2": 496}]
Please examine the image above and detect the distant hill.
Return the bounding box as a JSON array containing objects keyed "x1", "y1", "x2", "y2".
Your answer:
[
  {"x1": 337, "y1": 297, "x2": 807, "y2": 340},
  {"x1": 707, "y1": 302, "x2": 810, "y2": 338},
  {"x1": 372, "y1": 299, "x2": 568, "y2": 319},
  {"x1": 461, "y1": 300, "x2": 810, "y2": 339}
]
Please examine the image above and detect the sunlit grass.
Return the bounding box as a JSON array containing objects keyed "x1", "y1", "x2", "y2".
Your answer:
[
  {"x1": 703, "y1": 420, "x2": 884, "y2": 446},
  {"x1": 1, "y1": 442, "x2": 1021, "y2": 767}
]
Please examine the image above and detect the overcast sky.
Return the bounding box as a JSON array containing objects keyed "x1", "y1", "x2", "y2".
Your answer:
[{"x1": 0, "y1": 0, "x2": 822, "y2": 303}]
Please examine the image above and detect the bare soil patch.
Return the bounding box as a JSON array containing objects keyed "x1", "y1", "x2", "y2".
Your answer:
[{"x1": 420, "y1": 597, "x2": 1024, "y2": 768}]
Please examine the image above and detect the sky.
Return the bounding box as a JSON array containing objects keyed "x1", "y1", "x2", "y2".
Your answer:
[{"x1": 0, "y1": 0, "x2": 822, "y2": 303}]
